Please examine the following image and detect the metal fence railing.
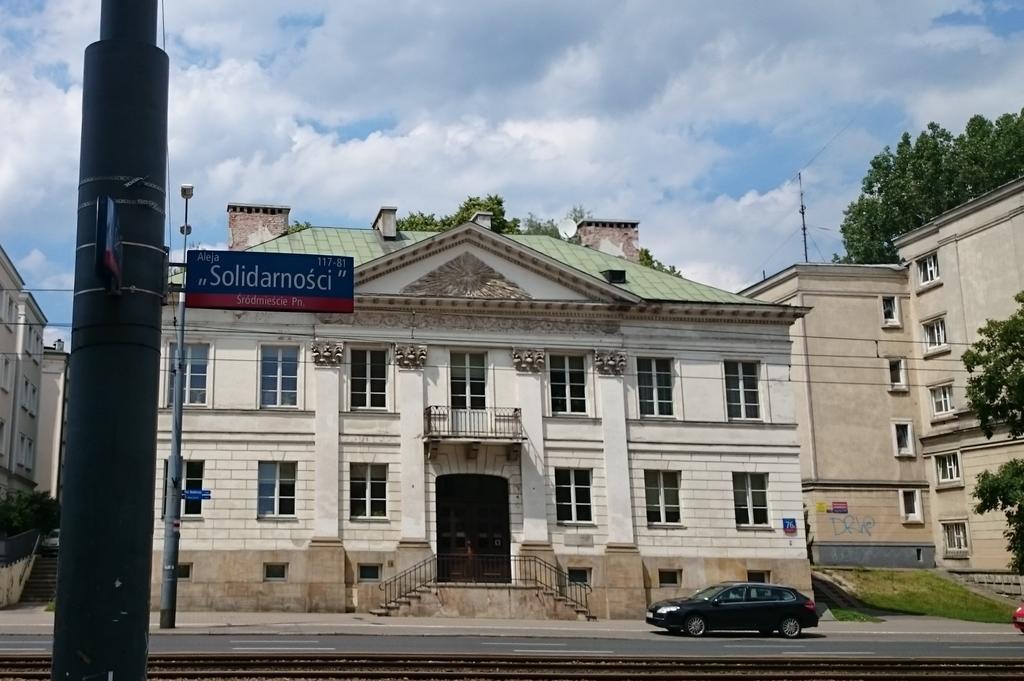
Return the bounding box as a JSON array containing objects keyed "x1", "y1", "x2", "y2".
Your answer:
[
  {"x1": 423, "y1": 406, "x2": 523, "y2": 439},
  {"x1": 379, "y1": 553, "x2": 592, "y2": 617},
  {"x1": 0, "y1": 530, "x2": 41, "y2": 566}
]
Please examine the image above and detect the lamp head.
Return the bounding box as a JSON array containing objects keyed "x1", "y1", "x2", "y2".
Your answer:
[{"x1": 180, "y1": 184, "x2": 194, "y2": 200}]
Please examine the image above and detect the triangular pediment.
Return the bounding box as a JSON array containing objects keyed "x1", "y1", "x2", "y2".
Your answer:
[
  {"x1": 355, "y1": 222, "x2": 642, "y2": 304},
  {"x1": 401, "y1": 252, "x2": 531, "y2": 299}
]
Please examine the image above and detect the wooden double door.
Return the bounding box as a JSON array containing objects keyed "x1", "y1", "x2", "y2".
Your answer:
[{"x1": 436, "y1": 474, "x2": 511, "y2": 583}]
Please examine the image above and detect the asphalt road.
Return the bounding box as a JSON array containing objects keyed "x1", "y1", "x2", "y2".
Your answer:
[{"x1": 0, "y1": 631, "x2": 1022, "y2": 659}]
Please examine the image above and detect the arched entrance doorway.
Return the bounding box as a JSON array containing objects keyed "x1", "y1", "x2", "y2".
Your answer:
[{"x1": 435, "y1": 474, "x2": 511, "y2": 583}]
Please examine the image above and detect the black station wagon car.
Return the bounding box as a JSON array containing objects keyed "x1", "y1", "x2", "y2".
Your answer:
[{"x1": 646, "y1": 582, "x2": 819, "y2": 638}]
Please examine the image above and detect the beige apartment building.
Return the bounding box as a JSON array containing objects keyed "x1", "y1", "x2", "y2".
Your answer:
[
  {"x1": 0, "y1": 245, "x2": 48, "y2": 497},
  {"x1": 745, "y1": 178, "x2": 1024, "y2": 585}
]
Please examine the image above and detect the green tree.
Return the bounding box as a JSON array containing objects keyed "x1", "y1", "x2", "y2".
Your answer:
[
  {"x1": 397, "y1": 194, "x2": 521, "y2": 234},
  {"x1": 962, "y1": 291, "x2": 1024, "y2": 439},
  {"x1": 0, "y1": 492, "x2": 60, "y2": 536},
  {"x1": 638, "y1": 247, "x2": 682, "y2": 277},
  {"x1": 839, "y1": 110, "x2": 1024, "y2": 263},
  {"x1": 973, "y1": 459, "x2": 1024, "y2": 574},
  {"x1": 964, "y1": 292, "x2": 1024, "y2": 573},
  {"x1": 521, "y1": 213, "x2": 561, "y2": 237}
]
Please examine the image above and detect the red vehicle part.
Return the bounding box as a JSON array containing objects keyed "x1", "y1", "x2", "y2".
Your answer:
[{"x1": 1013, "y1": 603, "x2": 1024, "y2": 633}]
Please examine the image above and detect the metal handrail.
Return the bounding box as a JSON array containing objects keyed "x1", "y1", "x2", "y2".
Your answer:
[
  {"x1": 423, "y1": 406, "x2": 524, "y2": 439},
  {"x1": 378, "y1": 553, "x2": 592, "y2": 616}
]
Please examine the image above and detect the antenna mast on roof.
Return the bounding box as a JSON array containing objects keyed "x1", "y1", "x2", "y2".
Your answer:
[{"x1": 798, "y1": 172, "x2": 808, "y2": 263}]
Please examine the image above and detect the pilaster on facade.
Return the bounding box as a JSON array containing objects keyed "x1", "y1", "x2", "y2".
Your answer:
[
  {"x1": 597, "y1": 368, "x2": 635, "y2": 547},
  {"x1": 312, "y1": 340, "x2": 342, "y2": 543},
  {"x1": 514, "y1": 351, "x2": 549, "y2": 545},
  {"x1": 397, "y1": 347, "x2": 428, "y2": 544}
]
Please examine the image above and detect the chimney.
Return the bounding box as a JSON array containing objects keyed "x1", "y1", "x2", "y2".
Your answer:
[
  {"x1": 470, "y1": 211, "x2": 493, "y2": 230},
  {"x1": 574, "y1": 219, "x2": 640, "y2": 262},
  {"x1": 373, "y1": 206, "x2": 398, "y2": 240},
  {"x1": 226, "y1": 203, "x2": 291, "y2": 250}
]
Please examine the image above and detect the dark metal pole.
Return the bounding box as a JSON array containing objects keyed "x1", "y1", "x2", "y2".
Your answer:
[
  {"x1": 52, "y1": 0, "x2": 168, "y2": 678},
  {"x1": 159, "y1": 191, "x2": 190, "y2": 629}
]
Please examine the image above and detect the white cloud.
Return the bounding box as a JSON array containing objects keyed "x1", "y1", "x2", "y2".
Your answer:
[{"x1": 3, "y1": 0, "x2": 1024, "y2": 328}]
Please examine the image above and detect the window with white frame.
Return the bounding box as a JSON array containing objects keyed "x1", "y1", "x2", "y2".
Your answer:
[
  {"x1": 16, "y1": 434, "x2": 33, "y2": 470},
  {"x1": 930, "y1": 384, "x2": 954, "y2": 416},
  {"x1": 637, "y1": 358, "x2": 673, "y2": 416},
  {"x1": 260, "y1": 345, "x2": 299, "y2": 407},
  {"x1": 1, "y1": 357, "x2": 10, "y2": 392},
  {"x1": 725, "y1": 361, "x2": 760, "y2": 420},
  {"x1": 5, "y1": 296, "x2": 14, "y2": 327},
  {"x1": 888, "y1": 358, "x2": 907, "y2": 389},
  {"x1": 942, "y1": 521, "x2": 969, "y2": 553},
  {"x1": 644, "y1": 470, "x2": 681, "y2": 524},
  {"x1": 549, "y1": 355, "x2": 587, "y2": 414},
  {"x1": 881, "y1": 296, "x2": 900, "y2": 326},
  {"x1": 167, "y1": 343, "x2": 210, "y2": 405},
  {"x1": 892, "y1": 422, "x2": 914, "y2": 457},
  {"x1": 555, "y1": 468, "x2": 592, "y2": 522},
  {"x1": 917, "y1": 253, "x2": 940, "y2": 286},
  {"x1": 450, "y1": 352, "x2": 486, "y2": 410},
  {"x1": 733, "y1": 472, "x2": 769, "y2": 526},
  {"x1": 922, "y1": 318, "x2": 947, "y2": 351},
  {"x1": 182, "y1": 461, "x2": 205, "y2": 516},
  {"x1": 935, "y1": 453, "x2": 961, "y2": 484},
  {"x1": 257, "y1": 461, "x2": 296, "y2": 516},
  {"x1": 350, "y1": 349, "x2": 388, "y2": 409},
  {"x1": 29, "y1": 383, "x2": 37, "y2": 416},
  {"x1": 900, "y1": 489, "x2": 922, "y2": 522},
  {"x1": 350, "y1": 463, "x2": 387, "y2": 518}
]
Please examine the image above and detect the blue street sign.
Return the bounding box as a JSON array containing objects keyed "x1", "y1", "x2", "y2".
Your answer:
[
  {"x1": 782, "y1": 517, "x2": 797, "y2": 534},
  {"x1": 182, "y1": 489, "x2": 212, "y2": 501},
  {"x1": 185, "y1": 250, "x2": 354, "y2": 313}
]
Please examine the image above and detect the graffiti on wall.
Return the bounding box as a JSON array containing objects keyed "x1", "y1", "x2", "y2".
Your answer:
[{"x1": 829, "y1": 514, "x2": 876, "y2": 537}]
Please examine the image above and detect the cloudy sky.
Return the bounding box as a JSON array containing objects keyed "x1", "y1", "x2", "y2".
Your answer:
[{"x1": 2, "y1": 0, "x2": 1024, "y2": 342}]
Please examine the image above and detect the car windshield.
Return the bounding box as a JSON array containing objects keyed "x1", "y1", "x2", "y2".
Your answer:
[{"x1": 689, "y1": 585, "x2": 725, "y2": 600}]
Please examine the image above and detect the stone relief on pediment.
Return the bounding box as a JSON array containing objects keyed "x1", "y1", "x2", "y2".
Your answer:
[{"x1": 401, "y1": 252, "x2": 532, "y2": 300}]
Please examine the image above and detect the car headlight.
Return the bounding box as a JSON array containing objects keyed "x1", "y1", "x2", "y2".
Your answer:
[{"x1": 656, "y1": 605, "x2": 681, "y2": 614}]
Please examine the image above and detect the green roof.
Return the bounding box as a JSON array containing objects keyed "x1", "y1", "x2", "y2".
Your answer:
[{"x1": 248, "y1": 226, "x2": 757, "y2": 305}]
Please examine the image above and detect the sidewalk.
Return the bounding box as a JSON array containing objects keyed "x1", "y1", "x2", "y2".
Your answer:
[{"x1": 0, "y1": 606, "x2": 1015, "y2": 638}]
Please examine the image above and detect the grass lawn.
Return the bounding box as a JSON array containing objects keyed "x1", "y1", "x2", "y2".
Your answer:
[
  {"x1": 829, "y1": 607, "x2": 882, "y2": 622},
  {"x1": 826, "y1": 569, "x2": 1014, "y2": 624}
]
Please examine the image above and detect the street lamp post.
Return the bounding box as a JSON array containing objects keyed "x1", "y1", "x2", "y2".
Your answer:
[{"x1": 159, "y1": 183, "x2": 192, "y2": 629}]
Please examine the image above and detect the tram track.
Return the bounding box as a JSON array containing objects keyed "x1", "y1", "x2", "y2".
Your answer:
[{"x1": 1, "y1": 654, "x2": 1022, "y2": 680}]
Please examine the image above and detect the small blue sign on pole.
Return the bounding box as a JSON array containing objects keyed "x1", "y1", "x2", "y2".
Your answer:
[
  {"x1": 185, "y1": 250, "x2": 354, "y2": 313},
  {"x1": 782, "y1": 518, "x2": 798, "y2": 534},
  {"x1": 182, "y1": 489, "x2": 212, "y2": 501}
]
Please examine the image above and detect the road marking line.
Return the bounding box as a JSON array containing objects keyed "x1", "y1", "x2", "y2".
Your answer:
[
  {"x1": 481, "y1": 642, "x2": 566, "y2": 646},
  {"x1": 950, "y1": 646, "x2": 1015, "y2": 649},
  {"x1": 232, "y1": 647, "x2": 336, "y2": 651},
  {"x1": 229, "y1": 640, "x2": 321, "y2": 643},
  {"x1": 0, "y1": 648, "x2": 47, "y2": 652},
  {"x1": 725, "y1": 644, "x2": 805, "y2": 648},
  {"x1": 513, "y1": 649, "x2": 614, "y2": 654},
  {"x1": 791, "y1": 651, "x2": 875, "y2": 655}
]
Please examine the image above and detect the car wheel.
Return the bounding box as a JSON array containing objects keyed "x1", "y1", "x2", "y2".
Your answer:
[
  {"x1": 779, "y1": 617, "x2": 802, "y2": 639},
  {"x1": 684, "y1": 614, "x2": 707, "y2": 637}
]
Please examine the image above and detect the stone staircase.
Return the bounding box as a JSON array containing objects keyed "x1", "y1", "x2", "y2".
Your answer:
[
  {"x1": 372, "y1": 555, "x2": 596, "y2": 620},
  {"x1": 21, "y1": 555, "x2": 57, "y2": 604}
]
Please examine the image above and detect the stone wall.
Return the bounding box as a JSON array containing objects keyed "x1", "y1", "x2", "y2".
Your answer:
[{"x1": 227, "y1": 204, "x2": 290, "y2": 251}]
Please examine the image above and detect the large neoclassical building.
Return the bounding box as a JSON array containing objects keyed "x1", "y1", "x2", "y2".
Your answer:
[{"x1": 151, "y1": 204, "x2": 810, "y2": 618}]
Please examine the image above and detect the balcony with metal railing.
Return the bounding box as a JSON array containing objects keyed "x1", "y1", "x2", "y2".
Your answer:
[{"x1": 423, "y1": 406, "x2": 524, "y2": 441}]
